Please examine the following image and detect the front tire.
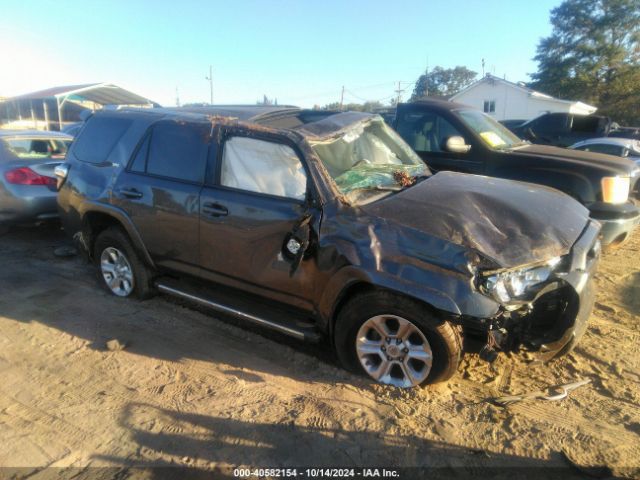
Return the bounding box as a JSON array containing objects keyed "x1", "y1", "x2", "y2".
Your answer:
[
  {"x1": 334, "y1": 291, "x2": 462, "y2": 387},
  {"x1": 93, "y1": 227, "x2": 154, "y2": 299}
]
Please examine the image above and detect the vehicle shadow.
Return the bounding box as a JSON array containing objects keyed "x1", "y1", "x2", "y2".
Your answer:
[
  {"x1": 86, "y1": 402, "x2": 587, "y2": 479},
  {"x1": 0, "y1": 226, "x2": 358, "y2": 387}
]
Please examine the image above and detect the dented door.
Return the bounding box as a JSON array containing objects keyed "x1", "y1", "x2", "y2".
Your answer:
[{"x1": 198, "y1": 128, "x2": 318, "y2": 310}]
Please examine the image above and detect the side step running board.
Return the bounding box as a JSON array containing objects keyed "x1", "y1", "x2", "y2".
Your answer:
[{"x1": 155, "y1": 282, "x2": 320, "y2": 342}]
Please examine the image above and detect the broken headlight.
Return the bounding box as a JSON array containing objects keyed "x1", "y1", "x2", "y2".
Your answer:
[{"x1": 478, "y1": 257, "x2": 561, "y2": 305}]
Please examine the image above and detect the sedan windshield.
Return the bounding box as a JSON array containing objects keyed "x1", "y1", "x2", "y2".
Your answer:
[
  {"x1": 310, "y1": 118, "x2": 429, "y2": 204},
  {"x1": 458, "y1": 110, "x2": 525, "y2": 150},
  {"x1": 2, "y1": 137, "x2": 71, "y2": 159}
]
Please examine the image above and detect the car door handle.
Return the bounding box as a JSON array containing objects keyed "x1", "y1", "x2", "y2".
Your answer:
[
  {"x1": 118, "y1": 187, "x2": 143, "y2": 199},
  {"x1": 201, "y1": 202, "x2": 228, "y2": 217}
]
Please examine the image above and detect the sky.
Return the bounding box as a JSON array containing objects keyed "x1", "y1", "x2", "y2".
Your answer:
[{"x1": 0, "y1": 0, "x2": 562, "y2": 108}]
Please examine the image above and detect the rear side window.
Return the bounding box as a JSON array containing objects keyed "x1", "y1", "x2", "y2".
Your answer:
[
  {"x1": 535, "y1": 114, "x2": 566, "y2": 133},
  {"x1": 145, "y1": 122, "x2": 208, "y2": 183},
  {"x1": 571, "y1": 116, "x2": 601, "y2": 133},
  {"x1": 72, "y1": 116, "x2": 132, "y2": 163},
  {"x1": 129, "y1": 134, "x2": 150, "y2": 173},
  {"x1": 2, "y1": 137, "x2": 70, "y2": 159}
]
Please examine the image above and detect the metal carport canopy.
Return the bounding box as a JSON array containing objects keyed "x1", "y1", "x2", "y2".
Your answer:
[
  {"x1": 12, "y1": 83, "x2": 158, "y2": 129},
  {"x1": 54, "y1": 83, "x2": 158, "y2": 129},
  {"x1": 53, "y1": 83, "x2": 156, "y2": 106}
]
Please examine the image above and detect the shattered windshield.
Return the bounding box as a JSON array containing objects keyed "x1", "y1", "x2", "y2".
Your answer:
[
  {"x1": 2, "y1": 137, "x2": 71, "y2": 159},
  {"x1": 458, "y1": 110, "x2": 525, "y2": 150},
  {"x1": 309, "y1": 118, "x2": 429, "y2": 204}
]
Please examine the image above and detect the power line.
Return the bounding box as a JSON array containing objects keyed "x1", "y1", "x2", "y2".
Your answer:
[
  {"x1": 288, "y1": 88, "x2": 347, "y2": 101},
  {"x1": 344, "y1": 89, "x2": 369, "y2": 102},
  {"x1": 346, "y1": 81, "x2": 416, "y2": 102},
  {"x1": 346, "y1": 81, "x2": 396, "y2": 91},
  {"x1": 287, "y1": 79, "x2": 417, "y2": 103}
]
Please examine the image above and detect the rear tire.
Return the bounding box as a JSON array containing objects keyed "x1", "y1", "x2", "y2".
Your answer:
[
  {"x1": 334, "y1": 290, "x2": 462, "y2": 387},
  {"x1": 93, "y1": 227, "x2": 155, "y2": 299}
]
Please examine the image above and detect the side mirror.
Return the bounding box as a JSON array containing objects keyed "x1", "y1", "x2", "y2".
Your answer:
[{"x1": 444, "y1": 136, "x2": 471, "y2": 154}]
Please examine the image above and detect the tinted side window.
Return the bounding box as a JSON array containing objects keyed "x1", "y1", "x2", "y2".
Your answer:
[
  {"x1": 129, "y1": 134, "x2": 150, "y2": 173},
  {"x1": 535, "y1": 114, "x2": 567, "y2": 133},
  {"x1": 571, "y1": 116, "x2": 601, "y2": 133},
  {"x1": 396, "y1": 112, "x2": 463, "y2": 152},
  {"x1": 72, "y1": 116, "x2": 132, "y2": 163},
  {"x1": 435, "y1": 117, "x2": 464, "y2": 150},
  {"x1": 146, "y1": 122, "x2": 208, "y2": 183},
  {"x1": 221, "y1": 136, "x2": 307, "y2": 200}
]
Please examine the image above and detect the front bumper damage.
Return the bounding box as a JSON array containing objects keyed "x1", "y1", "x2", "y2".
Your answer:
[{"x1": 473, "y1": 220, "x2": 601, "y2": 361}]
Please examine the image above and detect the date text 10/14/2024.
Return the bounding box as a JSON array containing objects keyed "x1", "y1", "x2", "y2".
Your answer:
[{"x1": 233, "y1": 468, "x2": 400, "y2": 478}]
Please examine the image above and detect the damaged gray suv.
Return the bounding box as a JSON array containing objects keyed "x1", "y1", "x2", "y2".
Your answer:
[{"x1": 56, "y1": 106, "x2": 601, "y2": 388}]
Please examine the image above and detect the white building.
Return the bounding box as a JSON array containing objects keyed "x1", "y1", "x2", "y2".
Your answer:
[{"x1": 450, "y1": 74, "x2": 597, "y2": 121}]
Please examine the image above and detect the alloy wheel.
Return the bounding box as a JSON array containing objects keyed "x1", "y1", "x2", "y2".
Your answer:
[
  {"x1": 100, "y1": 247, "x2": 135, "y2": 297},
  {"x1": 356, "y1": 314, "x2": 433, "y2": 387}
]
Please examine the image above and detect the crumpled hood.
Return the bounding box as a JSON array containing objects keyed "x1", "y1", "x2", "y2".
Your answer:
[
  {"x1": 513, "y1": 144, "x2": 637, "y2": 175},
  {"x1": 363, "y1": 171, "x2": 590, "y2": 269}
]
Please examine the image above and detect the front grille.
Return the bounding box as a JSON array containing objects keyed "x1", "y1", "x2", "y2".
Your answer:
[{"x1": 522, "y1": 285, "x2": 578, "y2": 349}]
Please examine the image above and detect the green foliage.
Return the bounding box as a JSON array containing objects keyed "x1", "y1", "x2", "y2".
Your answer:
[
  {"x1": 531, "y1": 0, "x2": 640, "y2": 125},
  {"x1": 410, "y1": 66, "x2": 477, "y2": 101}
]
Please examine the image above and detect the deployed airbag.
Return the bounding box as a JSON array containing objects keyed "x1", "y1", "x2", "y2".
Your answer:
[{"x1": 221, "y1": 136, "x2": 307, "y2": 200}]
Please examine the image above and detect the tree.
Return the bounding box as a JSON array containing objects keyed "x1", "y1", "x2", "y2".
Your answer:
[
  {"x1": 361, "y1": 100, "x2": 385, "y2": 112},
  {"x1": 257, "y1": 94, "x2": 274, "y2": 106},
  {"x1": 530, "y1": 0, "x2": 640, "y2": 125},
  {"x1": 317, "y1": 100, "x2": 385, "y2": 112},
  {"x1": 410, "y1": 66, "x2": 477, "y2": 101}
]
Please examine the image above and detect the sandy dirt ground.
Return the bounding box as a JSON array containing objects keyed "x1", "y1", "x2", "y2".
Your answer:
[{"x1": 0, "y1": 224, "x2": 638, "y2": 479}]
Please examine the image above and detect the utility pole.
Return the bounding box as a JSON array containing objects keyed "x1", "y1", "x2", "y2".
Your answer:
[
  {"x1": 175, "y1": 86, "x2": 180, "y2": 107},
  {"x1": 339, "y1": 85, "x2": 345, "y2": 110},
  {"x1": 394, "y1": 81, "x2": 405, "y2": 105},
  {"x1": 205, "y1": 65, "x2": 213, "y2": 105},
  {"x1": 482, "y1": 58, "x2": 486, "y2": 77},
  {"x1": 425, "y1": 57, "x2": 429, "y2": 97}
]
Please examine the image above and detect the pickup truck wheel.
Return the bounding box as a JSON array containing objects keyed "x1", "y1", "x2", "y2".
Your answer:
[
  {"x1": 334, "y1": 291, "x2": 462, "y2": 387},
  {"x1": 94, "y1": 227, "x2": 154, "y2": 299}
]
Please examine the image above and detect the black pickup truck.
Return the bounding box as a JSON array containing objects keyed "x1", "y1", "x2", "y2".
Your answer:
[
  {"x1": 507, "y1": 112, "x2": 640, "y2": 146},
  {"x1": 387, "y1": 100, "x2": 640, "y2": 248},
  {"x1": 510, "y1": 112, "x2": 611, "y2": 147}
]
